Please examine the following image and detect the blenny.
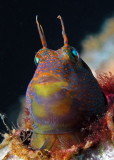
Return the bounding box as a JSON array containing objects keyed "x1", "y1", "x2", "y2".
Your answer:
[{"x1": 26, "y1": 16, "x2": 107, "y2": 150}]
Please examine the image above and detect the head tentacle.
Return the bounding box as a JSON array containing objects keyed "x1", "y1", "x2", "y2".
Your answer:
[
  {"x1": 57, "y1": 15, "x2": 68, "y2": 47},
  {"x1": 36, "y1": 15, "x2": 47, "y2": 48}
]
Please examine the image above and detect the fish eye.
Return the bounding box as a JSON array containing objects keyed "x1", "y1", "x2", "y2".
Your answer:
[
  {"x1": 71, "y1": 48, "x2": 79, "y2": 58},
  {"x1": 34, "y1": 56, "x2": 40, "y2": 66}
]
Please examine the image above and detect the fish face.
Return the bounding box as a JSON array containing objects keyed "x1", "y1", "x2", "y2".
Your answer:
[
  {"x1": 25, "y1": 16, "x2": 107, "y2": 150},
  {"x1": 26, "y1": 45, "x2": 106, "y2": 134}
]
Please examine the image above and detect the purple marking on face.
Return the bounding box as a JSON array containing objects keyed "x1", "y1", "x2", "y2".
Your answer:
[{"x1": 31, "y1": 88, "x2": 67, "y2": 105}]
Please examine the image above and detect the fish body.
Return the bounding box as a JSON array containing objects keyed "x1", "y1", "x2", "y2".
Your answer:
[
  {"x1": 26, "y1": 16, "x2": 107, "y2": 150},
  {"x1": 26, "y1": 47, "x2": 106, "y2": 134}
]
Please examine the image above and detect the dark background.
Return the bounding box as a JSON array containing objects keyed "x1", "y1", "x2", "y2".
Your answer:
[{"x1": 0, "y1": 0, "x2": 114, "y2": 134}]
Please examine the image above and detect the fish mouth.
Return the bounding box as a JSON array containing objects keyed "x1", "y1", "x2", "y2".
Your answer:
[{"x1": 37, "y1": 75, "x2": 62, "y2": 84}]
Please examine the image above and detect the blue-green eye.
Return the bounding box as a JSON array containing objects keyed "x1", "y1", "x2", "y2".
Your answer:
[
  {"x1": 71, "y1": 48, "x2": 79, "y2": 58},
  {"x1": 34, "y1": 56, "x2": 40, "y2": 66}
]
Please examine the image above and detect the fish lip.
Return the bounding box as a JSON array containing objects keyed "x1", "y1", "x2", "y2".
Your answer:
[{"x1": 37, "y1": 75, "x2": 62, "y2": 84}]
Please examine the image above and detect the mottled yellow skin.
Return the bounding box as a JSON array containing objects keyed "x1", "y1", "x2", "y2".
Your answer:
[{"x1": 33, "y1": 81, "x2": 68, "y2": 97}]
